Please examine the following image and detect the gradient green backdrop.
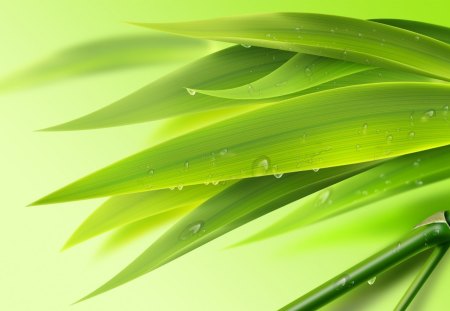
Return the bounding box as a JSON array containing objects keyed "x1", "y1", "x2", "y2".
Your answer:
[{"x1": 1, "y1": 1, "x2": 449, "y2": 310}]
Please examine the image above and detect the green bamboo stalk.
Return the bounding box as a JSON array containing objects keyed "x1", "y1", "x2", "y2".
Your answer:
[
  {"x1": 394, "y1": 244, "x2": 449, "y2": 311},
  {"x1": 279, "y1": 211, "x2": 450, "y2": 311}
]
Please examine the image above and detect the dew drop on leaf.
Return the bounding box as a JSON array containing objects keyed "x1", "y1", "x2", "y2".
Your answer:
[
  {"x1": 362, "y1": 123, "x2": 368, "y2": 134},
  {"x1": 186, "y1": 88, "x2": 196, "y2": 96},
  {"x1": 241, "y1": 44, "x2": 251, "y2": 48},
  {"x1": 409, "y1": 131, "x2": 415, "y2": 138},
  {"x1": 312, "y1": 168, "x2": 320, "y2": 172},
  {"x1": 317, "y1": 189, "x2": 331, "y2": 205},
  {"x1": 252, "y1": 156, "x2": 271, "y2": 176},
  {"x1": 177, "y1": 185, "x2": 184, "y2": 190},
  {"x1": 304, "y1": 66, "x2": 312, "y2": 77},
  {"x1": 367, "y1": 276, "x2": 377, "y2": 285},
  {"x1": 421, "y1": 109, "x2": 436, "y2": 121},
  {"x1": 386, "y1": 135, "x2": 393, "y2": 144},
  {"x1": 179, "y1": 221, "x2": 204, "y2": 241}
]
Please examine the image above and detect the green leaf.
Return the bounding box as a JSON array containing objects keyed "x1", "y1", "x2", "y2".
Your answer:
[
  {"x1": 44, "y1": 46, "x2": 293, "y2": 131},
  {"x1": 78, "y1": 162, "x2": 376, "y2": 301},
  {"x1": 239, "y1": 145, "x2": 450, "y2": 245},
  {"x1": 41, "y1": 17, "x2": 449, "y2": 131},
  {"x1": 63, "y1": 182, "x2": 232, "y2": 249},
  {"x1": 372, "y1": 19, "x2": 450, "y2": 44},
  {"x1": 32, "y1": 83, "x2": 450, "y2": 205},
  {"x1": 135, "y1": 13, "x2": 450, "y2": 81},
  {"x1": 0, "y1": 34, "x2": 209, "y2": 92},
  {"x1": 193, "y1": 53, "x2": 369, "y2": 99}
]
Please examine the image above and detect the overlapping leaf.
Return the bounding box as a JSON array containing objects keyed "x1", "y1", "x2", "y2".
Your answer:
[
  {"x1": 44, "y1": 46, "x2": 293, "y2": 130},
  {"x1": 44, "y1": 18, "x2": 450, "y2": 131},
  {"x1": 136, "y1": 13, "x2": 450, "y2": 81},
  {"x1": 78, "y1": 161, "x2": 377, "y2": 301},
  {"x1": 32, "y1": 83, "x2": 450, "y2": 205},
  {"x1": 193, "y1": 53, "x2": 369, "y2": 99},
  {"x1": 0, "y1": 34, "x2": 209, "y2": 92},
  {"x1": 63, "y1": 182, "x2": 233, "y2": 249},
  {"x1": 238, "y1": 145, "x2": 450, "y2": 245}
]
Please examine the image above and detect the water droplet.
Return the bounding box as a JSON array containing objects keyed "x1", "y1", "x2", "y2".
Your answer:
[
  {"x1": 415, "y1": 35, "x2": 420, "y2": 41},
  {"x1": 312, "y1": 168, "x2": 320, "y2": 172},
  {"x1": 272, "y1": 165, "x2": 284, "y2": 178},
  {"x1": 413, "y1": 159, "x2": 421, "y2": 167},
  {"x1": 252, "y1": 156, "x2": 271, "y2": 176},
  {"x1": 304, "y1": 66, "x2": 312, "y2": 77},
  {"x1": 317, "y1": 189, "x2": 331, "y2": 205},
  {"x1": 169, "y1": 186, "x2": 176, "y2": 190},
  {"x1": 211, "y1": 180, "x2": 220, "y2": 186},
  {"x1": 247, "y1": 83, "x2": 255, "y2": 95},
  {"x1": 147, "y1": 167, "x2": 155, "y2": 176},
  {"x1": 330, "y1": 28, "x2": 335, "y2": 33},
  {"x1": 219, "y1": 148, "x2": 228, "y2": 156},
  {"x1": 444, "y1": 105, "x2": 449, "y2": 120},
  {"x1": 186, "y1": 88, "x2": 196, "y2": 96},
  {"x1": 241, "y1": 43, "x2": 251, "y2": 48},
  {"x1": 409, "y1": 131, "x2": 415, "y2": 138},
  {"x1": 386, "y1": 135, "x2": 393, "y2": 144},
  {"x1": 184, "y1": 161, "x2": 190, "y2": 169},
  {"x1": 342, "y1": 50, "x2": 348, "y2": 58},
  {"x1": 362, "y1": 123, "x2": 368, "y2": 134},
  {"x1": 179, "y1": 221, "x2": 204, "y2": 240},
  {"x1": 177, "y1": 185, "x2": 184, "y2": 190},
  {"x1": 415, "y1": 180, "x2": 423, "y2": 186},
  {"x1": 355, "y1": 144, "x2": 361, "y2": 151},
  {"x1": 367, "y1": 277, "x2": 377, "y2": 285},
  {"x1": 358, "y1": 33, "x2": 363, "y2": 37},
  {"x1": 421, "y1": 109, "x2": 436, "y2": 122}
]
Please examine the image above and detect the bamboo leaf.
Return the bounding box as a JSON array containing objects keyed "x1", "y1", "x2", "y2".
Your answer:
[
  {"x1": 63, "y1": 182, "x2": 232, "y2": 249},
  {"x1": 32, "y1": 83, "x2": 450, "y2": 205},
  {"x1": 372, "y1": 19, "x2": 450, "y2": 44},
  {"x1": 41, "y1": 18, "x2": 449, "y2": 131},
  {"x1": 135, "y1": 13, "x2": 450, "y2": 81},
  {"x1": 193, "y1": 53, "x2": 369, "y2": 99},
  {"x1": 238, "y1": 145, "x2": 450, "y2": 245},
  {"x1": 44, "y1": 46, "x2": 293, "y2": 131},
  {"x1": 78, "y1": 162, "x2": 375, "y2": 301},
  {"x1": 0, "y1": 34, "x2": 209, "y2": 92}
]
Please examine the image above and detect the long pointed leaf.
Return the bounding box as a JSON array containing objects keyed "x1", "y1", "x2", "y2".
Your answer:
[
  {"x1": 78, "y1": 161, "x2": 376, "y2": 301},
  {"x1": 0, "y1": 34, "x2": 209, "y2": 92},
  {"x1": 44, "y1": 46, "x2": 293, "y2": 130},
  {"x1": 32, "y1": 83, "x2": 450, "y2": 205},
  {"x1": 63, "y1": 182, "x2": 233, "y2": 249},
  {"x1": 239, "y1": 145, "x2": 450, "y2": 245},
  {"x1": 136, "y1": 13, "x2": 450, "y2": 81}
]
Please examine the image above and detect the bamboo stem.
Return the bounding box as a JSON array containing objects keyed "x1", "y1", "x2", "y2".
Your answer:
[
  {"x1": 394, "y1": 244, "x2": 449, "y2": 311},
  {"x1": 279, "y1": 211, "x2": 450, "y2": 311}
]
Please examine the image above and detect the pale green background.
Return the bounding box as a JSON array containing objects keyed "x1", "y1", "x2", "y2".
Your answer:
[{"x1": 1, "y1": 1, "x2": 449, "y2": 310}]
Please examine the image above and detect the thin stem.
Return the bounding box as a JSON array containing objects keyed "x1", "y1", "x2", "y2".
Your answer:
[
  {"x1": 279, "y1": 211, "x2": 450, "y2": 311},
  {"x1": 394, "y1": 244, "x2": 449, "y2": 311}
]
